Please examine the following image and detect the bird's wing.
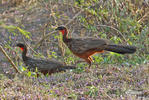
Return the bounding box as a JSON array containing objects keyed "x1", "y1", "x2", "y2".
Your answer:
[
  {"x1": 25, "y1": 58, "x2": 63, "y2": 71},
  {"x1": 67, "y1": 37, "x2": 109, "y2": 54}
]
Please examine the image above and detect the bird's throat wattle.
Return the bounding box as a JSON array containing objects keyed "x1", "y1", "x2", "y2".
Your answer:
[
  {"x1": 60, "y1": 30, "x2": 67, "y2": 35},
  {"x1": 20, "y1": 47, "x2": 24, "y2": 51}
]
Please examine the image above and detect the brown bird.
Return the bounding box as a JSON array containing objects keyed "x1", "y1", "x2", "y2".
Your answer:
[
  {"x1": 16, "y1": 43, "x2": 76, "y2": 75},
  {"x1": 55, "y1": 26, "x2": 136, "y2": 67}
]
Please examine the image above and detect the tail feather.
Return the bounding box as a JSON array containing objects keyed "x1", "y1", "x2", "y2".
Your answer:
[
  {"x1": 105, "y1": 44, "x2": 136, "y2": 54},
  {"x1": 58, "y1": 65, "x2": 76, "y2": 71}
]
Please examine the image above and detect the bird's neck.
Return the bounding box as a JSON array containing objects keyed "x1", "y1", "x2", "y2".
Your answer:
[
  {"x1": 22, "y1": 47, "x2": 28, "y2": 61},
  {"x1": 62, "y1": 29, "x2": 70, "y2": 42}
]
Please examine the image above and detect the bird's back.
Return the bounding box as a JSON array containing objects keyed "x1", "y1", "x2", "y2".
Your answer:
[
  {"x1": 24, "y1": 57, "x2": 75, "y2": 73},
  {"x1": 65, "y1": 37, "x2": 109, "y2": 54}
]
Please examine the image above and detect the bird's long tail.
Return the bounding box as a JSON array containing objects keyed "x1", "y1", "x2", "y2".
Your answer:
[
  {"x1": 104, "y1": 44, "x2": 136, "y2": 54},
  {"x1": 58, "y1": 65, "x2": 76, "y2": 71}
]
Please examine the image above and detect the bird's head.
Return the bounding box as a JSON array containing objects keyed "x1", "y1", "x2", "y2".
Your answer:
[
  {"x1": 55, "y1": 26, "x2": 67, "y2": 35},
  {"x1": 16, "y1": 43, "x2": 26, "y2": 51}
]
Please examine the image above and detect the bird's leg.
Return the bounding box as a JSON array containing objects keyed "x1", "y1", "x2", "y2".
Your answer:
[
  {"x1": 88, "y1": 63, "x2": 92, "y2": 68},
  {"x1": 88, "y1": 56, "x2": 93, "y2": 68},
  {"x1": 84, "y1": 57, "x2": 92, "y2": 72}
]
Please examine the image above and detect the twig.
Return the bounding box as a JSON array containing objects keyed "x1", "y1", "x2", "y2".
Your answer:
[
  {"x1": 34, "y1": 9, "x2": 84, "y2": 48},
  {"x1": 65, "y1": 9, "x2": 83, "y2": 26},
  {"x1": 0, "y1": 45, "x2": 21, "y2": 73},
  {"x1": 34, "y1": 30, "x2": 57, "y2": 48},
  {"x1": 104, "y1": 92, "x2": 113, "y2": 100},
  {"x1": 23, "y1": 37, "x2": 39, "y2": 55},
  {"x1": 96, "y1": 24, "x2": 127, "y2": 42},
  {"x1": 138, "y1": 11, "x2": 149, "y2": 23}
]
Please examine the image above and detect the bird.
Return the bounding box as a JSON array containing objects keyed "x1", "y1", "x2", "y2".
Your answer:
[
  {"x1": 55, "y1": 26, "x2": 136, "y2": 67},
  {"x1": 16, "y1": 43, "x2": 76, "y2": 75}
]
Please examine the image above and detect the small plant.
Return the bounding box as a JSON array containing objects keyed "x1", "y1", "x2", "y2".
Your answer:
[{"x1": 85, "y1": 85, "x2": 98, "y2": 98}]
